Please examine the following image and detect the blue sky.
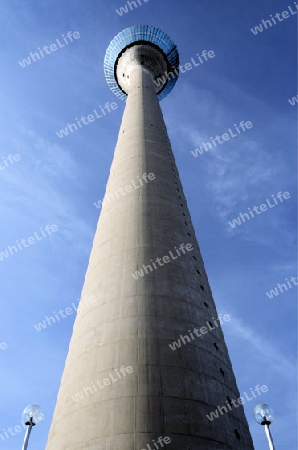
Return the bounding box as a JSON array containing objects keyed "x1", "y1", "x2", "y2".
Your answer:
[{"x1": 0, "y1": 0, "x2": 296, "y2": 448}]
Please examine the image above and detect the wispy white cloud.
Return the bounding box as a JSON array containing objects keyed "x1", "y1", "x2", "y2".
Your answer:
[
  {"x1": 170, "y1": 79, "x2": 293, "y2": 247},
  {"x1": 270, "y1": 262, "x2": 298, "y2": 273},
  {"x1": 226, "y1": 315, "x2": 296, "y2": 381},
  {"x1": 0, "y1": 126, "x2": 93, "y2": 254},
  {"x1": 204, "y1": 139, "x2": 283, "y2": 218}
]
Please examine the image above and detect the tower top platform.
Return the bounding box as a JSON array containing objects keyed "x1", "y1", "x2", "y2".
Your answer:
[{"x1": 104, "y1": 25, "x2": 179, "y2": 101}]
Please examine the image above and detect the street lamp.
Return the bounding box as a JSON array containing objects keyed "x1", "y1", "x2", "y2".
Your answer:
[
  {"x1": 21, "y1": 405, "x2": 43, "y2": 450},
  {"x1": 253, "y1": 403, "x2": 275, "y2": 450}
]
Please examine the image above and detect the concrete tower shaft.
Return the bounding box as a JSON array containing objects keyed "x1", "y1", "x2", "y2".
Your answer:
[
  {"x1": 46, "y1": 62, "x2": 254, "y2": 449},
  {"x1": 45, "y1": 26, "x2": 254, "y2": 450}
]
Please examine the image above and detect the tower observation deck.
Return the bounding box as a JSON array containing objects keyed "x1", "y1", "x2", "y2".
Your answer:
[
  {"x1": 45, "y1": 26, "x2": 254, "y2": 450},
  {"x1": 104, "y1": 25, "x2": 179, "y2": 101}
]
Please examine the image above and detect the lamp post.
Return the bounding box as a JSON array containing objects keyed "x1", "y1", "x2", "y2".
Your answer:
[
  {"x1": 21, "y1": 405, "x2": 43, "y2": 450},
  {"x1": 253, "y1": 403, "x2": 275, "y2": 450}
]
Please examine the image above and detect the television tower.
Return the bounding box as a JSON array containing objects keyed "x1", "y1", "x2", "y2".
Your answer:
[{"x1": 46, "y1": 25, "x2": 254, "y2": 449}]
